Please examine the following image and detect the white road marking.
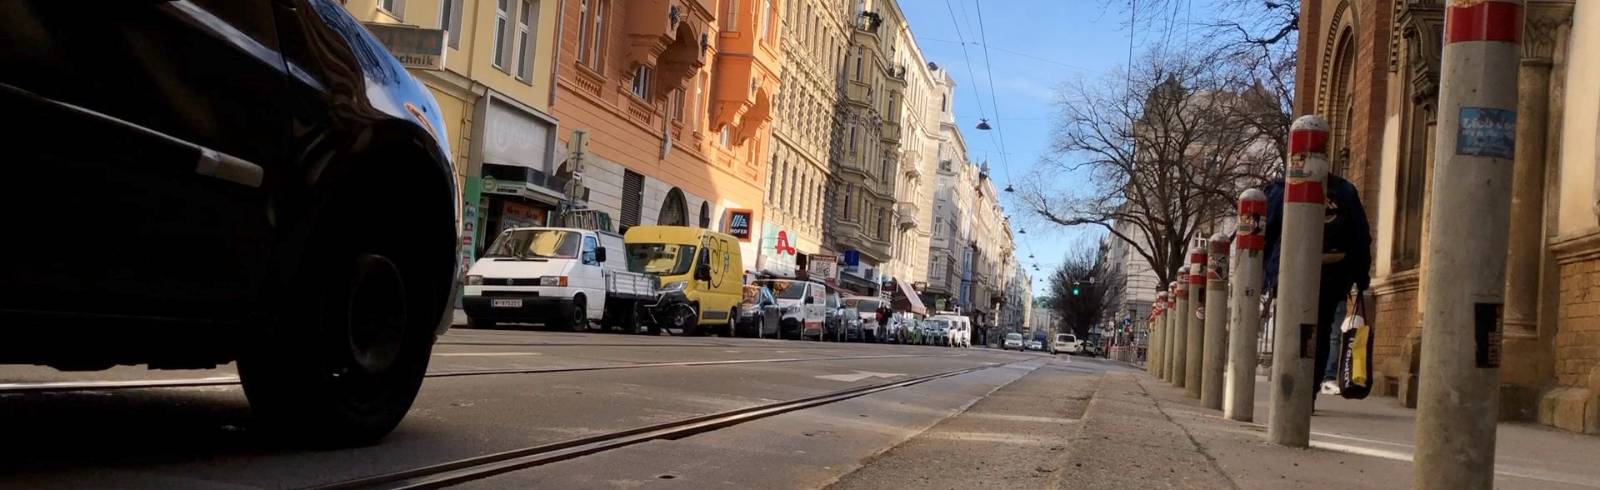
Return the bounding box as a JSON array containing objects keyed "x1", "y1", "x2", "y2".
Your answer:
[
  {"x1": 815, "y1": 370, "x2": 905, "y2": 383},
  {"x1": 434, "y1": 352, "x2": 543, "y2": 357}
]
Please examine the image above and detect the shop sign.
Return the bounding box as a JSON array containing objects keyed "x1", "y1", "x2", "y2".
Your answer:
[
  {"x1": 500, "y1": 201, "x2": 547, "y2": 232},
  {"x1": 809, "y1": 254, "x2": 838, "y2": 283},
  {"x1": 726, "y1": 209, "x2": 754, "y2": 240},
  {"x1": 758, "y1": 223, "x2": 799, "y2": 276},
  {"x1": 362, "y1": 23, "x2": 446, "y2": 70}
]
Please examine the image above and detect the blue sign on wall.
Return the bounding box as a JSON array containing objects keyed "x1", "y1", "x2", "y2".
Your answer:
[
  {"x1": 843, "y1": 250, "x2": 860, "y2": 267},
  {"x1": 1457, "y1": 107, "x2": 1516, "y2": 160}
]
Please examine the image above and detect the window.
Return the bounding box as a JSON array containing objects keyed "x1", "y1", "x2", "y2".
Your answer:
[
  {"x1": 843, "y1": 185, "x2": 853, "y2": 219},
  {"x1": 581, "y1": 235, "x2": 599, "y2": 265},
  {"x1": 722, "y1": 0, "x2": 739, "y2": 31},
  {"x1": 380, "y1": 0, "x2": 405, "y2": 19},
  {"x1": 440, "y1": 0, "x2": 463, "y2": 48},
  {"x1": 631, "y1": 65, "x2": 652, "y2": 99},
  {"x1": 493, "y1": 0, "x2": 511, "y2": 70},
  {"x1": 699, "y1": 202, "x2": 712, "y2": 228},
  {"x1": 515, "y1": 0, "x2": 537, "y2": 81},
  {"x1": 848, "y1": 125, "x2": 857, "y2": 156},
  {"x1": 940, "y1": 94, "x2": 947, "y2": 112},
  {"x1": 577, "y1": 0, "x2": 605, "y2": 69},
  {"x1": 854, "y1": 46, "x2": 864, "y2": 81},
  {"x1": 671, "y1": 88, "x2": 686, "y2": 121},
  {"x1": 720, "y1": 126, "x2": 732, "y2": 148},
  {"x1": 758, "y1": 0, "x2": 774, "y2": 43}
]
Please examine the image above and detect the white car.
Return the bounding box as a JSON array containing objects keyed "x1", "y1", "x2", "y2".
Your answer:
[
  {"x1": 753, "y1": 279, "x2": 831, "y2": 340},
  {"x1": 1026, "y1": 339, "x2": 1044, "y2": 351},
  {"x1": 1003, "y1": 333, "x2": 1025, "y2": 351},
  {"x1": 1053, "y1": 333, "x2": 1083, "y2": 355}
]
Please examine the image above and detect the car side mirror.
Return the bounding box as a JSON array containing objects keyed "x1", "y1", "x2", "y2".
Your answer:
[{"x1": 595, "y1": 247, "x2": 607, "y2": 263}]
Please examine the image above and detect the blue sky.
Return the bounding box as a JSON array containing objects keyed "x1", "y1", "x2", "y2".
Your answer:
[{"x1": 899, "y1": 0, "x2": 1140, "y2": 297}]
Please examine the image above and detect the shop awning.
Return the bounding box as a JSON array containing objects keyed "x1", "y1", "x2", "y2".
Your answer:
[{"x1": 891, "y1": 278, "x2": 927, "y2": 316}]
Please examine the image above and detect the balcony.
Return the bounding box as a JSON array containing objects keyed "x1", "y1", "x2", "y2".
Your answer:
[
  {"x1": 896, "y1": 201, "x2": 919, "y2": 230},
  {"x1": 881, "y1": 119, "x2": 901, "y2": 143}
]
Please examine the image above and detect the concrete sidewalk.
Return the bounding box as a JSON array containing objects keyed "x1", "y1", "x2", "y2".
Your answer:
[{"x1": 1058, "y1": 370, "x2": 1600, "y2": 489}]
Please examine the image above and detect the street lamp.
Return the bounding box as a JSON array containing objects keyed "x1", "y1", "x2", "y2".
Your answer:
[{"x1": 976, "y1": 119, "x2": 992, "y2": 130}]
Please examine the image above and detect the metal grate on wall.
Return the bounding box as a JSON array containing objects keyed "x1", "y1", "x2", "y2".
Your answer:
[{"x1": 621, "y1": 169, "x2": 644, "y2": 228}]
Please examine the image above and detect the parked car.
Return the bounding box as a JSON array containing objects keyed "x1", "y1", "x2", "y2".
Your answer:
[
  {"x1": 1004, "y1": 333, "x2": 1025, "y2": 351},
  {"x1": 736, "y1": 285, "x2": 781, "y2": 337},
  {"x1": 1027, "y1": 339, "x2": 1044, "y2": 351},
  {"x1": 926, "y1": 314, "x2": 970, "y2": 348},
  {"x1": 625, "y1": 226, "x2": 744, "y2": 336},
  {"x1": 1054, "y1": 333, "x2": 1083, "y2": 355},
  {"x1": 0, "y1": 0, "x2": 459, "y2": 446},
  {"x1": 752, "y1": 279, "x2": 829, "y2": 340},
  {"x1": 842, "y1": 296, "x2": 889, "y2": 342},
  {"x1": 822, "y1": 287, "x2": 857, "y2": 341},
  {"x1": 464, "y1": 227, "x2": 655, "y2": 332}
]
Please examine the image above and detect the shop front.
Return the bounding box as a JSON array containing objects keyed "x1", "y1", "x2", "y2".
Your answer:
[
  {"x1": 467, "y1": 94, "x2": 561, "y2": 257},
  {"x1": 755, "y1": 223, "x2": 805, "y2": 279}
]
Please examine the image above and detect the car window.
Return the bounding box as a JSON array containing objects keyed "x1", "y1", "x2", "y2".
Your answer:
[
  {"x1": 581, "y1": 235, "x2": 598, "y2": 265},
  {"x1": 1006, "y1": 333, "x2": 1022, "y2": 341},
  {"x1": 759, "y1": 280, "x2": 806, "y2": 300},
  {"x1": 810, "y1": 284, "x2": 825, "y2": 303}
]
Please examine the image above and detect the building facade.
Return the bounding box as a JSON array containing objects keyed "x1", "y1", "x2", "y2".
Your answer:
[
  {"x1": 551, "y1": 0, "x2": 784, "y2": 272},
  {"x1": 825, "y1": 0, "x2": 904, "y2": 296},
  {"x1": 344, "y1": 0, "x2": 563, "y2": 270},
  {"x1": 761, "y1": 0, "x2": 848, "y2": 279},
  {"x1": 1297, "y1": 0, "x2": 1599, "y2": 433}
]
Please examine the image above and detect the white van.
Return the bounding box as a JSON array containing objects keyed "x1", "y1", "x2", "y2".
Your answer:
[
  {"x1": 1054, "y1": 333, "x2": 1082, "y2": 354},
  {"x1": 926, "y1": 314, "x2": 971, "y2": 347},
  {"x1": 752, "y1": 279, "x2": 829, "y2": 340},
  {"x1": 463, "y1": 227, "x2": 656, "y2": 330}
]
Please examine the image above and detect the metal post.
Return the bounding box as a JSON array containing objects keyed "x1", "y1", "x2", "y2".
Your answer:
[
  {"x1": 1201, "y1": 233, "x2": 1231, "y2": 409},
  {"x1": 1267, "y1": 115, "x2": 1330, "y2": 447},
  {"x1": 1415, "y1": 2, "x2": 1521, "y2": 487},
  {"x1": 1226, "y1": 189, "x2": 1268, "y2": 422},
  {"x1": 1170, "y1": 274, "x2": 1189, "y2": 386},
  {"x1": 1185, "y1": 244, "x2": 1207, "y2": 398}
]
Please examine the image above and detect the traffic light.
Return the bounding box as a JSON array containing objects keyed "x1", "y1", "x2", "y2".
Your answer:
[{"x1": 1072, "y1": 286, "x2": 1081, "y2": 296}]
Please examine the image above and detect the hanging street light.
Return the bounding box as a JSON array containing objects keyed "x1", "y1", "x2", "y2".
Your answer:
[{"x1": 976, "y1": 119, "x2": 992, "y2": 130}]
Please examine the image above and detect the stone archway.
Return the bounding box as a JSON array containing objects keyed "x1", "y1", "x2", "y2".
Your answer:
[{"x1": 659, "y1": 187, "x2": 689, "y2": 226}]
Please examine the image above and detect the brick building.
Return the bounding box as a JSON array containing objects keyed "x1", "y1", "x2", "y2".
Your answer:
[{"x1": 1297, "y1": 0, "x2": 1599, "y2": 433}]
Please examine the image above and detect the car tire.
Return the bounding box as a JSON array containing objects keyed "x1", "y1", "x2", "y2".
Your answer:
[
  {"x1": 239, "y1": 199, "x2": 438, "y2": 447},
  {"x1": 555, "y1": 296, "x2": 587, "y2": 332},
  {"x1": 725, "y1": 308, "x2": 739, "y2": 337}
]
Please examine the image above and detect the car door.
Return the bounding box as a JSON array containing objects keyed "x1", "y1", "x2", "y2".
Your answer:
[
  {"x1": 579, "y1": 233, "x2": 602, "y2": 319},
  {"x1": 0, "y1": 1, "x2": 284, "y2": 321},
  {"x1": 807, "y1": 284, "x2": 827, "y2": 332}
]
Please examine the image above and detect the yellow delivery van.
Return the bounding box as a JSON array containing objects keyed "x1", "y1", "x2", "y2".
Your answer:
[{"x1": 623, "y1": 226, "x2": 744, "y2": 336}]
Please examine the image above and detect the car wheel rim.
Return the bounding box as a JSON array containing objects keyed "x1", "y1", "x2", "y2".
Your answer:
[{"x1": 344, "y1": 254, "x2": 407, "y2": 376}]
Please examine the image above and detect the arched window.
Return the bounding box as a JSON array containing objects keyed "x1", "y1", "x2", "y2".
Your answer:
[
  {"x1": 1327, "y1": 29, "x2": 1356, "y2": 179},
  {"x1": 698, "y1": 201, "x2": 712, "y2": 228},
  {"x1": 659, "y1": 187, "x2": 688, "y2": 226}
]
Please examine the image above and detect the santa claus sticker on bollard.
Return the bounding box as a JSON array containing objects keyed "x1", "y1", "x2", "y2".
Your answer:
[
  {"x1": 1268, "y1": 114, "x2": 1330, "y2": 448},
  {"x1": 1164, "y1": 281, "x2": 1180, "y2": 382},
  {"x1": 1201, "y1": 233, "x2": 1231, "y2": 410},
  {"x1": 1226, "y1": 189, "x2": 1268, "y2": 422},
  {"x1": 1150, "y1": 292, "x2": 1168, "y2": 376},
  {"x1": 1414, "y1": 2, "x2": 1522, "y2": 488},
  {"x1": 1184, "y1": 244, "x2": 1207, "y2": 399}
]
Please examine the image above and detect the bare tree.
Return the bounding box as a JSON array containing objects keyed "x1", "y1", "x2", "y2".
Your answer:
[
  {"x1": 1048, "y1": 242, "x2": 1125, "y2": 339},
  {"x1": 1022, "y1": 50, "x2": 1275, "y2": 288}
]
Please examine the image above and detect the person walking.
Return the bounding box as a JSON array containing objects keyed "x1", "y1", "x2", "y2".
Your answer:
[{"x1": 1262, "y1": 173, "x2": 1373, "y2": 406}]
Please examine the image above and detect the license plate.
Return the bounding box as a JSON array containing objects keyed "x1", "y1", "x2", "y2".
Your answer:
[{"x1": 491, "y1": 298, "x2": 523, "y2": 308}]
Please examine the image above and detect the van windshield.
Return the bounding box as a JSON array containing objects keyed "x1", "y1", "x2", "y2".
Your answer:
[
  {"x1": 627, "y1": 243, "x2": 697, "y2": 275},
  {"x1": 1057, "y1": 334, "x2": 1076, "y2": 342},
  {"x1": 1006, "y1": 333, "x2": 1022, "y2": 341},
  {"x1": 485, "y1": 229, "x2": 580, "y2": 260},
  {"x1": 757, "y1": 280, "x2": 807, "y2": 300}
]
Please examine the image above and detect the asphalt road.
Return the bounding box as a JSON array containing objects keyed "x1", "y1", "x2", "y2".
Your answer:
[{"x1": 0, "y1": 328, "x2": 1118, "y2": 489}]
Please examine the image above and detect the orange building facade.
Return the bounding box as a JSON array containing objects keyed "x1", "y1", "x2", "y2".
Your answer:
[{"x1": 551, "y1": 0, "x2": 783, "y2": 270}]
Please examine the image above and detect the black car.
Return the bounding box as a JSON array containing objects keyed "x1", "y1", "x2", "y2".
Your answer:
[
  {"x1": 736, "y1": 285, "x2": 780, "y2": 337},
  {"x1": 0, "y1": 0, "x2": 460, "y2": 446}
]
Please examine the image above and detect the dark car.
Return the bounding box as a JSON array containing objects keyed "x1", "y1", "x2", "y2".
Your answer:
[
  {"x1": 736, "y1": 285, "x2": 781, "y2": 337},
  {"x1": 0, "y1": 1, "x2": 460, "y2": 446}
]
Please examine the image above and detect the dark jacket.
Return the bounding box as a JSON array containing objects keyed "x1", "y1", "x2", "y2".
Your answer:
[{"x1": 1262, "y1": 175, "x2": 1372, "y2": 295}]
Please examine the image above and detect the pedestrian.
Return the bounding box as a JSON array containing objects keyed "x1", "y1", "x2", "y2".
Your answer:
[{"x1": 1261, "y1": 173, "x2": 1373, "y2": 407}]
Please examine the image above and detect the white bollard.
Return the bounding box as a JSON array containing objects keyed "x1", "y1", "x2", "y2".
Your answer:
[
  {"x1": 1226, "y1": 189, "x2": 1268, "y2": 422},
  {"x1": 1201, "y1": 233, "x2": 1232, "y2": 410},
  {"x1": 1184, "y1": 244, "x2": 1207, "y2": 398},
  {"x1": 1170, "y1": 274, "x2": 1189, "y2": 387},
  {"x1": 1414, "y1": 1, "x2": 1522, "y2": 487},
  {"x1": 1268, "y1": 115, "x2": 1330, "y2": 448},
  {"x1": 1164, "y1": 283, "x2": 1178, "y2": 382},
  {"x1": 1158, "y1": 293, "x2": 1171, "y2": 376}
]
